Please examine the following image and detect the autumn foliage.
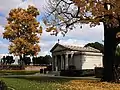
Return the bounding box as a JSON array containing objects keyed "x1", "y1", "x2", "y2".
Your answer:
[
  {"x1": 3, "y1": 5, "x2": 42, "y2": 56},
  {"x1": 57, "y1": 80, "x2": 120, "y2": 90},
  {"x1": 44, "y1": 0, "x2": 120, "y2": 35}
]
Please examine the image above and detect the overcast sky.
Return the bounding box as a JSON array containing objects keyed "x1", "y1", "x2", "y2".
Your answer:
[{"x1": 0, "y1": 0, "x2": 104, "y2": 56}]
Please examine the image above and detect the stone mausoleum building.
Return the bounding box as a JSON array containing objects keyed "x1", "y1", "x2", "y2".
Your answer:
[{"x1": 50, "y1": 43, "x2": 103, "y2": 72}]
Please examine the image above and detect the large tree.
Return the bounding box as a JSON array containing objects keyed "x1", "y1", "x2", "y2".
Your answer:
[
  {"x1": 3, "y1": 5, "x2": 42, "y2": 65},
  {"x1": 44, "y1": 0, "x2": 120, "y2": 82},
  {"x1": 32, "y1": 55, "x2": 52, "y2": 65},
  {"x1": 85, "y1": 42, "x2": 104, "y2": 53}
]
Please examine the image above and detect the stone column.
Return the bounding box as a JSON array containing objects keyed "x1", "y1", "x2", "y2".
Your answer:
[
  {"x1": 65, "y1": 54, "x2": 68, "y2": 70},
  {"x1": 62, "y1": 54, "x2": 65, "y2": 70},
  {"x1": 55, "y1": 56, "x2": 58, "y2": 71},
  {"x1": 71, "y1": 53, "x2": 74, "y2": 65},
  {"x1": 52, "y1": 56, "x2": 55, "y2": 71},
  {"x1": 68, "y1": 54, "x2": 71, "y2": 65},
  {"x1": 61, "y1": 55, "x2": 64, "y2": 70}
]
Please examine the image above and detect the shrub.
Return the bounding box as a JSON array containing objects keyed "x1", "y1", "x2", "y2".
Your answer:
[
  {"x1": 46, "y1": 65, "x2": 52, "y2": 71},
  {"x1": 40, "y1": 69, "x2": 43, "y2": 73},
  {"x1": 0, "y1": 80, "x2": 7, "y2": 90},
  {"x1": 68, "y1": 65, "x2": 76, "y2": 70},
  {"x1": 81, "y1": 69, "x2": 95, "y2": 76},
  {"x1": 95, "y1": 67, "x2": 103, "y2": 78}
]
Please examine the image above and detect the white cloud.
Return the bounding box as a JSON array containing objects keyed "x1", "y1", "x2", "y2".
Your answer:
[
  {"x1": 38, "y1": 51, "x2": 50, "y2": 56},
  {"x1": 0, "y1": 0, "x2": 22, "y2": 11},
  {"x1": 0, "y1": 0, "x2": 47, "y2": 26},
  {"x1": 0, "y1": 26, "x2": 4, "y2": 37},
  {"x1": 58, "y1": 39, "x2": 87, "y2": 47},
  {"x1": 66, "y1": 24, "x2": 104, "y2": 41},
  {"x1": 0, "y1": 40, "x2": 8, "y2": 48},
  {"x1": 0, "y1": 17, "x2": 6, "y2": 26},
  {"x1": 0, "y1": 0, "x2": 22, "y2": 26},
  {"x1": 17, "y1": 0, "x2": 48, "y2": 12},
  {"x1": 33, "y1": 0, "x2": 48, "y2": 12},
  {"x1": 18, "y1": 0, "x2": 35, "y2": 8}
]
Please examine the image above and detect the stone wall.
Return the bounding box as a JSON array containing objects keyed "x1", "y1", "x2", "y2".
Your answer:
[
  {"x1": 0, "y1": 65, "x2": 24, "y2": 70},
  {"x1": 25, "y1": 66, "x2": 47, "y2": 71},
  {"x1": 0, "y1": 65, "x2": 47, "y2": 71}
]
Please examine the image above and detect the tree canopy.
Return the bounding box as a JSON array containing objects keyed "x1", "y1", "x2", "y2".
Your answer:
[
  {"x1": 44, "y1": 0, "x2": 120, "y2": 36},
  {"x1": 85, "y1": 42, "x2": 104, "y2": 53},
  {"x1": 32, "y1": 55, "x2": 52, "y2": 65},
  {"x1": 1, "y1": 56, "x2": 15, "y2": 65},
  {"x1": 85, "y1": 42, "x2": 120, "y2": 56},
  {"x1": 3, "y1": 5, "x2": 42, "y2": 56}
]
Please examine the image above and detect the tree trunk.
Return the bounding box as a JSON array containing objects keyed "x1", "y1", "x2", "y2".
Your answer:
[
  {"x1": 102, "y1": 25, "x2": 119, "y2": 82},
  {"x1": 19, "y1": 55, "x2": 22, "y2": 66},
  {"x1": 19, "y1": 54, "x2": 26, "y2": 65}
]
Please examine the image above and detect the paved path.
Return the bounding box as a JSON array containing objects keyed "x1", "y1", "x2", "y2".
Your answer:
[{"x1": 0, "y1": 74, "x2": 100, "y2": 80}]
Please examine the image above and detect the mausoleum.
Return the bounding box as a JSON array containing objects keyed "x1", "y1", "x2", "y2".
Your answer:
[{"x1": 50, "y1": 43, "x2": 103, "y2": 72}]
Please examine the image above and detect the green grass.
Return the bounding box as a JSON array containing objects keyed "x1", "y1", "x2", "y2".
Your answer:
[
  {"x1": 0, "y1": 77, "x2": 66, "y2": 90},
  {"x1": 0, "y1": 76, "x2": 120, "y2": 90},
  {"x1": 0, "y1": 70, "x2": 39, "y2": 75}
]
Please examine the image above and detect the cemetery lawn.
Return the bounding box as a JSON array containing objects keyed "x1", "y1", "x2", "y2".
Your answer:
[{"x1": 0, "y1": 76, "x2": 120, "y2": 90}]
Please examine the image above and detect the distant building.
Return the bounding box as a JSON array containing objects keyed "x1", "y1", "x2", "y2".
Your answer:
[{"x1": 50, "y1": 43, "x2": 103, "y2": 71}]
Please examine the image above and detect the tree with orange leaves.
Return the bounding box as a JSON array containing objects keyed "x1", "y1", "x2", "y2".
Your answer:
[
  {"x1": 3, "y1": 5, "x2": 42, "y2": 65},
  {"x1": 44, "y1": 0, "x2": 120, "y2": 82}
]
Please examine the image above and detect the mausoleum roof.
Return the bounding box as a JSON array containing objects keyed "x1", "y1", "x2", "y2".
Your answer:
[{"x1": 50, "y1": 43, "x2": 100, "y2": 53}]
